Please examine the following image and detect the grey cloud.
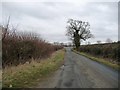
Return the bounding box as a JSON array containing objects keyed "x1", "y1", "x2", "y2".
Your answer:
[
  {"x1": 2, "y1": 2, "x2": 60, "y2": 20},
  {"x1": 1, "y1": 2, "x2": 118, "y2": 43},
  {"x1": 118, "y1": 2, "x2": 120, "y2": 41}
]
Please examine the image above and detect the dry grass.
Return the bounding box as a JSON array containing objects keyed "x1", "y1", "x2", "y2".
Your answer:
[
  {"x1": 0, "y1": 70, "x2": 2, "y2": 81},
  {"x1": 3, "y1": 49, "x2": 65, "y2": 88}
]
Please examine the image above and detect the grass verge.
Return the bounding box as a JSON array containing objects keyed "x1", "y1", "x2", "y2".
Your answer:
[
  {"x1": 3, "y1": 49, "x2": 65, "y2": 88},
  {"x1": 72, "y1": 49, "x2": 120, "y2": 70}
]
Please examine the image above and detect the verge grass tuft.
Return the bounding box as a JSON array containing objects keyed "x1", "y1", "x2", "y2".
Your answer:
[{"x1": 3, "y1": 49, "x2": 65, "y2": 88}]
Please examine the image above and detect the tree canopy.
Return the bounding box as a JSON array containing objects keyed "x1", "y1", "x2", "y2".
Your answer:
[{"x1": 66, "y1": 19, "x2": 93, "y2": 50}]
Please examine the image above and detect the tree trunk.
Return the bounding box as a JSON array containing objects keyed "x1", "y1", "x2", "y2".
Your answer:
[{"x1": 74, "y1": 30, "x2": 80, "y2": 51}]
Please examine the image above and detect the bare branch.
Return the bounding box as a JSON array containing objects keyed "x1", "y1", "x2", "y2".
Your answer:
[
  {"x1": 2, "y1": 16, "x2": 10, "y2": 41},
  {"x1": 66, "y1": 19, "x2": 93, "y2": 49}
]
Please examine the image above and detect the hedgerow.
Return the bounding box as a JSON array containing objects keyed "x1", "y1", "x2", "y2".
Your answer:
[
  {"x1": 79, "y1": 42, "x2": 119, "y2": 63},
  {"x1": 2, "y1": 26, "x2": 63, "y2": 67}
]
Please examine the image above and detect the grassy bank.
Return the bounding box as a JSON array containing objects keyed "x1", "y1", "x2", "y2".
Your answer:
[
  {"x1": 72, "y1": 49, "x2": 119, "y2": 70},
  {"x1": 3, "y1": 49, "x2": 65, "y2": 88}
]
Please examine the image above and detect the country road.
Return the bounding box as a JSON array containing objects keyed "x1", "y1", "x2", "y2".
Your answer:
[{"x1": 37, "y1": 47, "x2": 118, "y2": 88}]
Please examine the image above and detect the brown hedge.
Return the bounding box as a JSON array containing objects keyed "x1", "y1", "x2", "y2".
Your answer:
[{"x1": 2, "y1": 27, "x2": 63, "y2": 67}]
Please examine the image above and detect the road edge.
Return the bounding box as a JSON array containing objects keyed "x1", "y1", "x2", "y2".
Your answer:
[{"x1": 72, "y1": 49, "x2": 120, "y2": 71}]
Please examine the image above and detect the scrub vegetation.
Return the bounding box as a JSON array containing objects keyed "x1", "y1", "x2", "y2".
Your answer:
[{"x1": 2, "y1": 26, "x2": 63, "y2": 67}]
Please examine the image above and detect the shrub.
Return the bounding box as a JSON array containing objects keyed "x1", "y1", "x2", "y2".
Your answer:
[{"x1": 2, "y1": 26, "x2": 63, "y2": 67}]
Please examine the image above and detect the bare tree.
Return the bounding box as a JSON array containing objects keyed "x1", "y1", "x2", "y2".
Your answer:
[
  {"x1": 97, "y1": 40, "x2": 101, "y2": 44},
  {"x1": 106, "y1": 38, "x2": 112, "y2": 43},
  {"x1": 2, "y1": 16, "x2": 10, "y2": 41},
  {"x1": 66, "y1": 19, "x2": 93, "y2": 50},
  {"x1": 87, "y1": 41, "x2": 91, "y2": 45}
]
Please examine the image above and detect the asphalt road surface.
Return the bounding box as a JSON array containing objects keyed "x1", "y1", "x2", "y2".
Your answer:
[{"x1": 37, "y1": 47, "x2": 118, "y2": 88}]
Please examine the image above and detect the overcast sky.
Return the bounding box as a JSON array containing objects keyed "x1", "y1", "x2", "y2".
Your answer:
[{"x1": 1, "y1": 0, "x2": 119, "y2": 44}]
